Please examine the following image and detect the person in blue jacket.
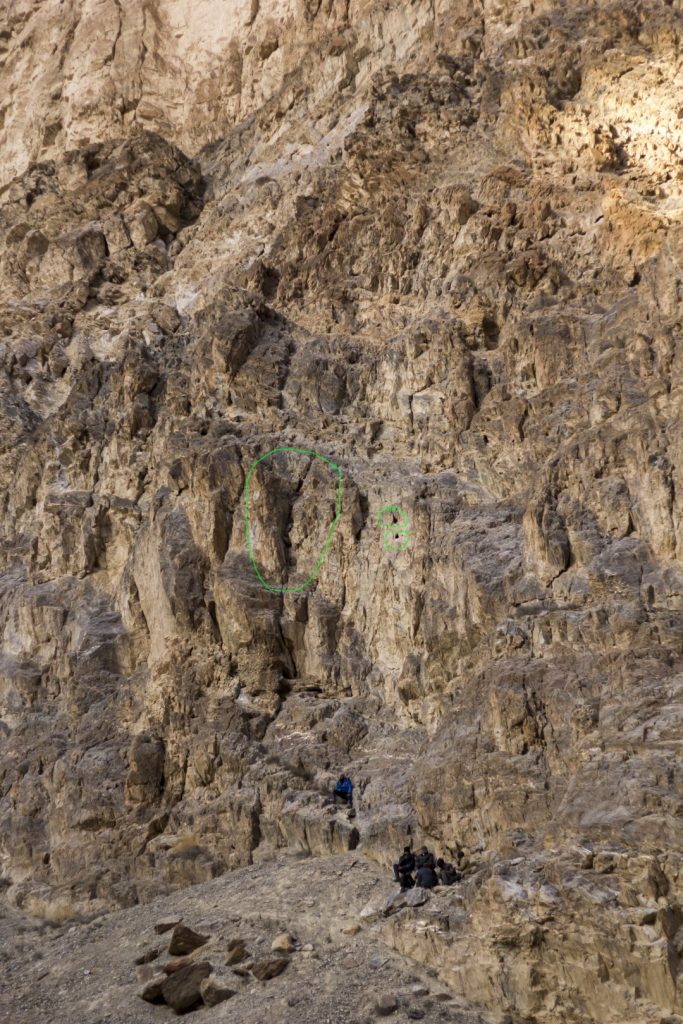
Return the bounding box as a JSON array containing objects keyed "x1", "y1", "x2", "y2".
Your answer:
[{"x1": 333, "y1": 774, "x2": 353, "y2": 806}]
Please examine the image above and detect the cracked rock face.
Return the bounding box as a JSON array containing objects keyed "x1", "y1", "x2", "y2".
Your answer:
[{"x1": 1, "y1": 2, "x2": 683, "y2": 1022}]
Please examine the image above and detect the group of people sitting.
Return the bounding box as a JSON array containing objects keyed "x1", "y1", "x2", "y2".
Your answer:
[
  {"x1": 393, "y1": 843, "x2": 463, "y2": 890},
  {"x1": 331, "y1": 775, "x2": 464, "y2": 891}
]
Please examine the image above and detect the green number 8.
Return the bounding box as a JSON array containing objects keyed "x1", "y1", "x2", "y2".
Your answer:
[{"x1": 378, "y1": 504, "x2": 410, "y2": 552}]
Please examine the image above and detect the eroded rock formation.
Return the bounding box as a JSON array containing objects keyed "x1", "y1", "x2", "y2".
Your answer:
[{"x1": 1, "y1": 1, "x2": 683, "y2": 1021}]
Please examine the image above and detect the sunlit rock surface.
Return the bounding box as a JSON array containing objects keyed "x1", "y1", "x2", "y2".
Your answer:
[{"x1": 1, "y1": 2, "x2": 683, "y2": 1021}]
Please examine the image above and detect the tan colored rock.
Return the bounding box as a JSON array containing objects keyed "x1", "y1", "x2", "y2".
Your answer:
[
  {"x1": 162, "y1": 956, "x2": 196, "y2": 975},
  {"x1": 271, "y1": 932, "x2": 295, "y2": 953},
  {"x1": 103, "y1": 214, "x2": 131, "y2": 254},
  {"x1": 125, "y1": 202, "x2": 158, "y2": 249}
]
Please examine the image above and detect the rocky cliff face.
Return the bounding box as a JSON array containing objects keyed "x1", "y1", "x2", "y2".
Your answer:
[{"x1": 1, "y1": 1, "x2": 683, "y2": 1021}]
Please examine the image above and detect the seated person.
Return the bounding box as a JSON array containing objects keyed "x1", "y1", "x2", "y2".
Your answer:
[
  {"x1": 333, "y1": 774, "x2": 353, "y2": 805},
  {"x1": 398, "y1": 870, "x2": 415, "y2": 891},
  {"x1": 415, "y1": 845, "x2": 436, "y2": 871},
  {"x1": 393, "y1": 845, "x2": 416, "y2": 888},
  {"x1": 415, "y1": 863, "x2": 439, "y2": 889},
  {"x1": 436, "y1": 857, "x2": 461, "y2": 885}
]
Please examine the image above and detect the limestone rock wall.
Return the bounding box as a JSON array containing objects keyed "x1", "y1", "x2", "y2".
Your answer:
[{"x1": 1, "y1": 1, "x2": 683, "y2": 1021}]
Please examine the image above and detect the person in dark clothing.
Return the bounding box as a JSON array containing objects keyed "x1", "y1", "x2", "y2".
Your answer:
[
  {"x1": 415, "y1": 846, "x2": 436, "y2": 871},
  {"x1": 436, "y1": 857, "x2": 461, "y2": 886},
  {"x1": 333, "y1": 774, "x2": 353, "y2": 805},
  {"x1": 393, "y1": 846, "x2": 416, "y2": 887},
  {"x1": 415, "y1": 863, "x2": 439, "y2": 889}
]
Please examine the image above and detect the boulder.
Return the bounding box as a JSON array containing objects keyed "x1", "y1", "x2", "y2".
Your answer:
[
  {"x1": 405, "y1": 887, "x2": 430, "y2": 907},
  {"x1": 168, "y1": 923, "x2": 209, "y2": 956},
  {"x1": 383, "y1": 891, "x2": 407, "y2": 916},
  {"x1": 163, "y1": 956, "x2": 195, "y2": 975},
  {"x1": 376, "y1": 993, "x2": 399, "y2": 1016},
  {"x1": 138, "y1": 973, "x2": 166, "y2": 1003},
  {"x1": 225, "y1": 939, "x2": 248, "y2": 965},
  {"x1": 200, "y1": 973, "x2": 237, "y2": 1006},
  {"x1": 251, "y1": 956, "x2": 290, "y2": 981},
  {"x1": 155, "y1": 916, "x2": 182, "y2": 935},
  {"x1": 134, "y1": 946, "x2": 160, "y2": 965},
  {"x1": 125, "y1": 201, "x2": 159, "y2": 249},
  {"x1": 102, "y1": 214, "x2": 131, "y2": 253},
  {"x1": 160, "y1": 961, "x2": 212, "y2": 1012},
  {"x1": 271, "y1": 932, "x2": 295, "y2": 953},
  {"x1": 232, "y1": 963, "x2": 253, "y2": 977}
]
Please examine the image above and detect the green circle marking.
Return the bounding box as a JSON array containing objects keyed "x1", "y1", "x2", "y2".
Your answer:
[
  {"x1": 383, "y1": 530, "x2": 410, "y2": 552},
  {"x1": 244, "y1": 447, "x2": 343, "y2": 593},
  {"x1": 378, "y1": 504, "x2": 410, "y2": 552},
  {"x1": 377, "y1": 504, "x2": 408, "y2": 529}
]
